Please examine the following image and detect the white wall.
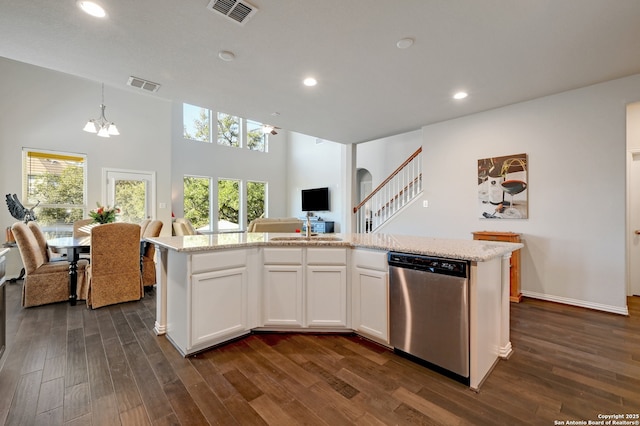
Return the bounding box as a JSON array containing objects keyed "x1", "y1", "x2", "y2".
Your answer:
[
  {"x1": 0, "y1": 58, "x2": 173, "y2": 234},
  {"x1": 381, "y1": 74, "x2": 640, "y2": 314},
  {"x1": 286, "y1": 133, "x2": 343, "y2": 230},
  {"x1": 169, "y1": 102, "x2": 290, "y2": 226}
]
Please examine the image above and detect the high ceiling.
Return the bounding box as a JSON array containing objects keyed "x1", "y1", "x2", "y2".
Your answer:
[{"x1": 2, "y1": 0, "x2": 640, "y2": 144}]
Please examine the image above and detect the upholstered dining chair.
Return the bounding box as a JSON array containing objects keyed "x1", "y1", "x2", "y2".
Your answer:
[
  {"x1": 141, "y1": 220, "x2": 163, "y2": 287},
  {"x1": 27, "y1": 221, "x2": 65, "y2": 261},
  {"x1": 12, "y1": 222, "x2": 88, "y2": 307},
  {"x1": 73, "y1": 218, "x2": 96, "y2": 238},
  {"x1": 172, "y1": 217, "x2": 198, "y2": 236},
  {"x1": 139, "y1": 219, "x2": 151, "y2": 238},
  {"x1": 85, "y1": 222, "x2": 143, "y2": 309}
]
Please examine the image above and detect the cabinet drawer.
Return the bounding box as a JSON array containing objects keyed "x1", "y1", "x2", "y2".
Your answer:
[
  {"x1": 352, "y1": 249, "x2": 388, "y2": 271},
  {"x1": 306, "y1": 248, "x2": 347, "y2": 265},
  {"x1": 263, "y1": 248, "x2": 303, "y2": 265},
  {"x1": 192, "y1": 249, "x2": 247, "y2": 274}
]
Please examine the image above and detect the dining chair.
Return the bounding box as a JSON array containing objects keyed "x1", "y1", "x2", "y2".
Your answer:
[
  {"x1": 73, "y1": 218, "x2": 96, "y2": 238},
  {"x1": 27, "y1": 221, "x2": 66, "y2": 261},
  {"x1": 139, "y1": 219, "x2": 151, "y2": 237},
  {"x1": 12, "y1": 222, "x2": 88, "y2": 307},
  {"x1": 141, "y1": 220, "x2": 163, "y2": 287},
  {"x1": 172, "y1": 217, "x2": 198, "y2": 236},
  {"x1": 85, "y1": 222, "x2": 143, "y2": 309}
]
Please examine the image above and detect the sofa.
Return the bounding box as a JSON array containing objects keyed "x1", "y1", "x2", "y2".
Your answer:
[{"x1": 247, "y1": 217, "x2": 303, "y2": 233}]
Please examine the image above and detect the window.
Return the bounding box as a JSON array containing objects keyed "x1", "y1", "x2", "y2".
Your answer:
[
  {"x1": 217, "y1": 113, "x2": 240, "y2": 147},
  {"x1": 183, "y1": 103, "x2": 211, "y2": 142},
  {"x1": 247, "y1": 119, "x2": 267, "y2": 152},
  {"x1": 22, "y1": 149, "x2": 87, "y2": 236},
  {"x1": 247, "y1": 181, "x2": 266, "y2": 225},
  {"x1": 218, "y1": 178, "x2": 240, "y2": 231},
  {"x1": 183, "y1": 176, "x2": 267, "y2": 232},
  {"x1": 183, "y1": 176, "x2": 211, "y2": 231},
  {"x1": 183, "y1": 103, "x2": 269, "y2": 152}
]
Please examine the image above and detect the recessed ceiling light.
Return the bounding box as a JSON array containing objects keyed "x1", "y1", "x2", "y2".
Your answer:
[
  {"x1": 78, "y1": 1, "x2": 107, "y2": 18},
  {"x1": 396, "y1": 38, "x2": 414, "y2": 49},
  {"x1": 453, "y1": 91, "x2": 468, "y2": 100},
  {"x1": 218, "y1": 50, "x2": 235, "y2": 61},
  {"x1": 303, "y1": 77, "x2": 317, "y2": 87}
]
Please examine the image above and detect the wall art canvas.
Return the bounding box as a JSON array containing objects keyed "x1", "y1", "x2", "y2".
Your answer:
[{"x1": 478, "y1": 153, "x2": 528, "y2": 219}]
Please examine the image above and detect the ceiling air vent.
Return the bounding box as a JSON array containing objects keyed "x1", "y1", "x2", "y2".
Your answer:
[
  {"x1": 207, "y1": 0, "x2": 258, "y2": 25},
  {"x1": 126, "y1": 76, "x2": 161, "y2": 93}
]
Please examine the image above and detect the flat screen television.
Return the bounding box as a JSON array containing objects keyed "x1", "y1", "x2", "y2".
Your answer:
[{"x1": 302, "y1": 187, "x2": 330, "y2": 212}]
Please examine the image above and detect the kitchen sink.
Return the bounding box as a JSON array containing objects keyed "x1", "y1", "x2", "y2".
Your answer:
[{"x1": 270, "y1": 236, "x2": 342, "y2": 242}]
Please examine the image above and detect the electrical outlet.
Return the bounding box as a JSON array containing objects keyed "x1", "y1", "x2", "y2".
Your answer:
[
  {"x1": 159, "y1": 202, "x2": 167, "y2": 209},
  {"x1": 423, "y1": 200, "x2": 429, "y2": 208}
]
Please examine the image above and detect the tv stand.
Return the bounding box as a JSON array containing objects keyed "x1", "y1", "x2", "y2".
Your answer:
[{"x1": 302, "y1": 220, "x2": 334, "y2": 234}]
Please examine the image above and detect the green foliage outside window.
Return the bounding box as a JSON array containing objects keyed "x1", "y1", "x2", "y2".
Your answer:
[
  {"x1": 246, "y1": 181, "x2": 265, "y2": 224},
  {"x1": 184, "y1": 176, "x2": 210, "y2": 229},
  {"x1": 217, "y1": 113, "x2": 240, "y2": 147},
  {"x1": 218, "y1": 179, "x2": 240, "y2": 227},
  {"x1": 30, "y1": 167, "x2": 84, "y2": 225}
]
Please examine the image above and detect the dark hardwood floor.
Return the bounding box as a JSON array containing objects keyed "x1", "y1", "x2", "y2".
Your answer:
[{"x1": 1, "y1": 280, "x2": 639, "y2": 425}]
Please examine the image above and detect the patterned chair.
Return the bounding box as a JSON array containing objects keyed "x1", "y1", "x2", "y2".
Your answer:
[
  {"x1": 85, "y1": 222, "x2": 143, "y2": 309},
  {"x1": 11, "y1": 222, "x2": 88, "y2": 307},
  {"x1": 172, "y1": 217, "x2": 198, "y2": 236},
  {"x1": 139, "y1": 219, "x2": 151, "y2": 238},
  {"x1": 73, "y1": 218, "x2": 96, "y2": 238},
  {"x1": 27, "y1": 221, "x2": 66, "y2": 261},
  {"x1": 141, "y1": 220, "x2": 163, "y2": 287}
]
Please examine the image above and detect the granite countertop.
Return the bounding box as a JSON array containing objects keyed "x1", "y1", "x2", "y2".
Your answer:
[{"x1": 146, "y1": 232, "x2": 523, "y2": 262}]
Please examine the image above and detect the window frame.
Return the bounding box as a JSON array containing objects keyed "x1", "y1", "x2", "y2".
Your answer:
[
  {"x1": 21, "y1": 147, "x2": 88, "y2": 234},
  {"x1": 183, "y1": 103, "x2": 269, "y2": 152}
]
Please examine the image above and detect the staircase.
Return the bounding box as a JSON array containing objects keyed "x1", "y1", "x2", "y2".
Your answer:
[{"x1": 353, "y1": 147, "x2": 422, "y2": 233}]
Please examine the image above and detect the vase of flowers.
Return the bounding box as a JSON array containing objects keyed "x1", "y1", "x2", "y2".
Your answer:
[{"x1": 89, "y1": 203, "x2": 120, "y2": 224}]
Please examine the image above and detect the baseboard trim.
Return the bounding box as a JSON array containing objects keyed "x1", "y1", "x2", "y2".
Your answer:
[{"x1": 520, "y1": 291, "x2": 629, "y2": 316}]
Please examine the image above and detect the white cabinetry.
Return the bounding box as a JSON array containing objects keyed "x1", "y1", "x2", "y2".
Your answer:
[
  {"x1": 262, "y1": 248, "x2": 304, "y2": 327},
  {"x1": 306, "y1": 248, "x2": 348, "y2": 328},
  {"x1": 261, "y1": 247, "x2": 348, "y2": 329},
  {"x1": 351, "y1": 248, "x2": 389, "y2": 345},
  {"x1": 166, "y1": 248, "x2": 255, "y2": 356}
]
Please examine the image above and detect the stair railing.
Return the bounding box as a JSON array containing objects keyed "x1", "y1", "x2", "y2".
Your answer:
[{"x1": 353, "y1": 147, "x2": 422, "y2": 233}]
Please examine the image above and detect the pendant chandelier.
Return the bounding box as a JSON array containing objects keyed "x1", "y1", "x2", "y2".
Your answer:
[{"x1": 83, "y1": 83, "x2": 120, "y2": 137}]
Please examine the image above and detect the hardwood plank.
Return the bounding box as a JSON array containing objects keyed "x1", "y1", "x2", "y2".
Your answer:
[
  {"x1": 4, "y1": 369, "x2": 42, "y2": 426},
  {"x1": 102, "y1": 336, "x2": 145, "y2": 414},
  {"x1": 36, "y1": 376, "x2": 64, "y2": 414},
  {"x1": 63, "y1": 382, "x2": 91, "y2": 422},
  {"x1": 65, "y1": 328, "x2": 88, "y2": 388}
]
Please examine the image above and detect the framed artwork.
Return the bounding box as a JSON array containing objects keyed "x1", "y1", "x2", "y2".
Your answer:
[{"x1": 478, "y1": 153, "x2": 528, "y2": 219}]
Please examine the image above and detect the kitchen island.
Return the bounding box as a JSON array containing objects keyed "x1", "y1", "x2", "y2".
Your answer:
[{"x1": 145, "y1": 232, "x2": 522, "y2": 390}]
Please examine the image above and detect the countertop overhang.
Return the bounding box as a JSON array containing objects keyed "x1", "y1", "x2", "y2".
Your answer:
[{"x1": 146, "y1": 232, "x2": 523, "y2": 262}]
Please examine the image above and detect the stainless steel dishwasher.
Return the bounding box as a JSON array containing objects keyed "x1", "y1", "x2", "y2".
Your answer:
[{"x1": 388, "y1": 252, "x2": 470, "y2": 381}]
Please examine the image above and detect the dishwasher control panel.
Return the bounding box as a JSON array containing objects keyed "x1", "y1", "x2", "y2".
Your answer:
[{"x1": 387, "y1": 252, "x2": 468, "y2": 278}]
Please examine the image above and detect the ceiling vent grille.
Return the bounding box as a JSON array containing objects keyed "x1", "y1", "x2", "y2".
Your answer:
[
  {"x1": 126, "y1": 76, "x2": 161, "y2": 93},
  {"x1": 207, "y1": 0, "x2": 258, "y2": 25}
]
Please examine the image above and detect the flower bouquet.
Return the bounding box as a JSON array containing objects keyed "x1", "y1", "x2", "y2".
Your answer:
[{"x1": 89, "y1": 203, "x2": 120, "y2": 224}]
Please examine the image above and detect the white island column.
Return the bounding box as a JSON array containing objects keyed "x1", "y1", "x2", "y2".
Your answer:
[
  {"x1": 499, "y1": 252, "x2": 513, "y2": 358},
  {"x1": 154, "y1": 245, "x2": 168, "y2": 335}
]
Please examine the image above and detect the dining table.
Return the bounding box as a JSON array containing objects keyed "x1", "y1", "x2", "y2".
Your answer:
[{"x1": 47, "y1": 236, "x2": 91, "y2": 305}]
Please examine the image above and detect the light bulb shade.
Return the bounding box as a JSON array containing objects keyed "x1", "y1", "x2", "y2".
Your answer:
[
  {"x1": 108, "y1": 123, "x2": 119, "y2": 135},
  {"x1": 97, "y1": 126, "x2": 110, "y2": 137},
  {"x1": 262, "y1": 125, "x2": 273, "y2": 134},
  {"x1": 83, "y1": 120, "x2": 97, "y2": 133}
]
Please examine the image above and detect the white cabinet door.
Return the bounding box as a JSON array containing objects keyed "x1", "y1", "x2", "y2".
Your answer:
[
  {"x1": 352, "y1": 267, "x2": 389, "y2": 344},
  {"x1": 306, "y1": 265, "x2": 348, "y2": 328},
  {"x1": 191, "y1": 266, "x2": 247, "y2": 347},
  {"x1": 262, "y1": 265, "x2": 304, "y2": 327}
]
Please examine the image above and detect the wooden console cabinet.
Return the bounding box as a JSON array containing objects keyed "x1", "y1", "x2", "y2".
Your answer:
[{"x1": 472, "y1": 231, "x2": 522, "y2": 302}]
